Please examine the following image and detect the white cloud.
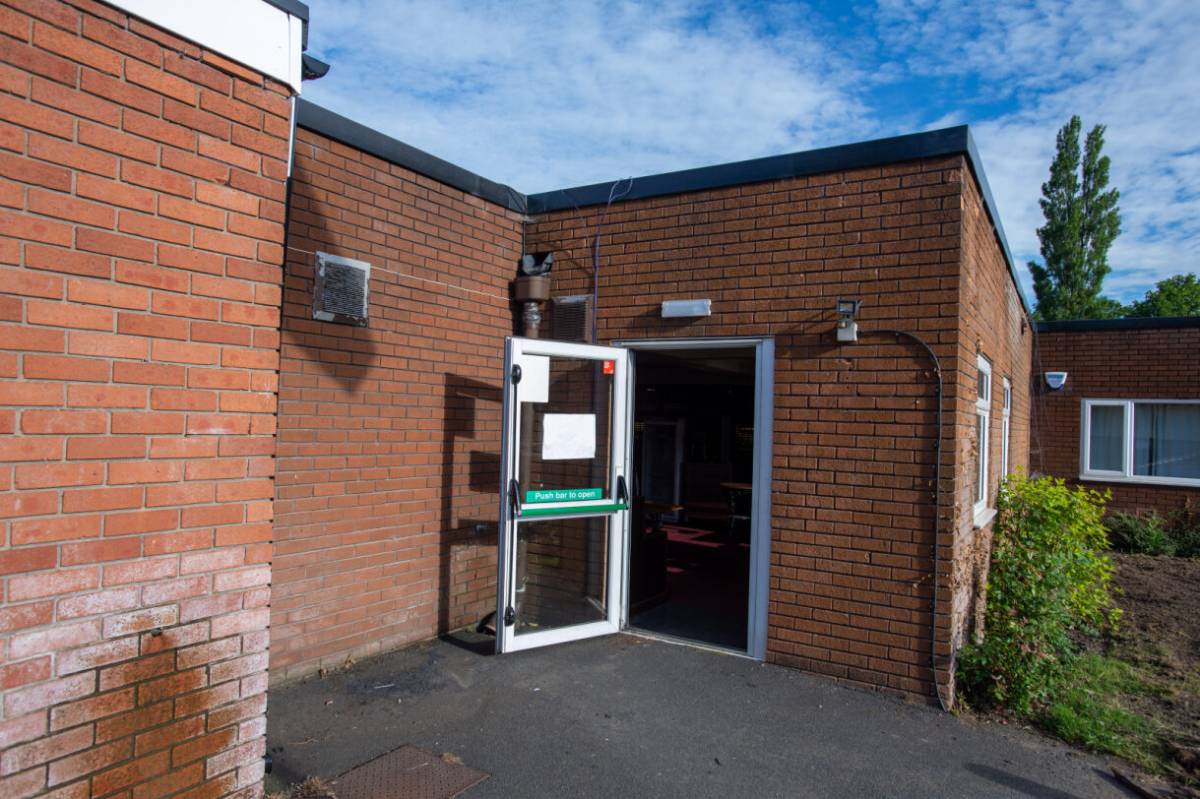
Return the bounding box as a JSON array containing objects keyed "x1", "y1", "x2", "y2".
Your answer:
[
  {"x1": 303, "y1": 0, "x2": 869, "y2": 193},
  {"x1": 873, "y1": 0, "x2": 1200, "y2": 302},
  {"x1": 302, "y1": 0, "x2": 1200, "y2": 303}
]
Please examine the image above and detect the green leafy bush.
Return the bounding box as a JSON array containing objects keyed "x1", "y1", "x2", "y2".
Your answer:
[
  {"x1": 1105, "y1": 510, "x2": 1200, "y2": 558},
  {"x1": 958, "y1": 473, "x2": 1119, "y2": 714}
]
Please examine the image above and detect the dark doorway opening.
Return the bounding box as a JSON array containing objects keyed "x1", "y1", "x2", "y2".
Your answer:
[{"x1": 628, "y1": 346, "x2": 755, "y2": 651}]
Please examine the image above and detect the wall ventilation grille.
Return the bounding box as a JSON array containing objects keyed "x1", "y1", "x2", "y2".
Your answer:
[
  {"x1": 551, "y1": 294, "x2": 592, "y2": 342},
  {"x1": 313, "y1": 252, "x2": 370, "y2": 326}
]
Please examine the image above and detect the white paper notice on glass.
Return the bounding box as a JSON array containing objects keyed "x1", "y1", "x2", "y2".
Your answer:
[
  {"x1": 542, "y1": 413, "x2": 596, "y2": 460},
  {"x1": 517, "y1": 355, "x2": 549, "y2": 404}
]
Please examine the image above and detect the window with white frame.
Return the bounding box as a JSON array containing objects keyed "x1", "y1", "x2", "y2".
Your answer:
[
  {"x1": 974, "y1": 354, "x2": 992, "y2": 520},
  {"x1": 1082, "y1": 400, "x2": 1200, "y2": 486},
  {"x1": 1001, "y1": 378, "x2": 1012, "y2": 476}
]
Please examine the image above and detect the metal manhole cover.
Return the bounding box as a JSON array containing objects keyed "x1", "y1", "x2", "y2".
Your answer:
[{"x1": 333, "y1": 745, "x2": 488, "y2": 799}]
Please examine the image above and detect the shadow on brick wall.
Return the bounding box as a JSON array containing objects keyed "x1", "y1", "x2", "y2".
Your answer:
[{"x1": 441, "y1": 373, "x2": 503, "y2": 638}]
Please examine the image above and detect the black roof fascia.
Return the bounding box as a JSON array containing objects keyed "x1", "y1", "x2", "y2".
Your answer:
[
  {"x1": 1036, "y1": 316, "x2": 1200, "y2": 333},
  {"x1": 295, "y1": 100, "x2": 1030, "y2": 315},
  {"x1": 963, "y1": 127, "x2": 1030, "y2": 313},
  {"x1": 525, "y1": 126, "x2": 970, "y2": 213},
  {"x1": 527, "y1": 125, "x2": 1031, "y2": 316},
  {"x1": 294, "y1": 100, "x2": 527, "y2": 214},
  {"x1": 261, "y1": 0, "x2": 309, "y2": 50},
  {"x1": 262, "y1": 0, "x2": 308, "y2": 21}
]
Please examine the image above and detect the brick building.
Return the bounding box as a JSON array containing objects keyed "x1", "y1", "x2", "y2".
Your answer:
[
  {"x1": 269, "y1": 100, "x2": 1033, "y2": 702},
  {"x1": 0, "y1": 1, "x2": 305, "y2": 797},
  {"x1": 1, "y1": 2, "x2": 1037, "y2": 796},
  {"x1": 1033, "y1": 317, "x2": 1200, "y2": 515}
]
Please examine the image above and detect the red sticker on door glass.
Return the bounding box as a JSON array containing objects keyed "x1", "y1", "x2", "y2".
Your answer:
[{"x1": 602, "y1": 360, "x2": 615, "y2": 375}]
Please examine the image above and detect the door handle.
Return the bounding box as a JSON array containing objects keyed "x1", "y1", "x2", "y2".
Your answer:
[
  {"x1": 508, "y1": 478, "x2": 522, "y2": 517},
  {"x1": 616, "y1": 474, "x2": 628, "y2": 506}
]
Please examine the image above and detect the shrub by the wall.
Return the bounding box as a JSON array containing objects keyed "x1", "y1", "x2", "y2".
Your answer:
[
  {"x1": 1106, "y1": 510, "x2": 1200, "y2": 558},
  {"x1": 958, "y1": 473, "x2": 1120, "y2": 713}
]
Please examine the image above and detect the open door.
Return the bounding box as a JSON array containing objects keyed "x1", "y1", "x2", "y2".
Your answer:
[{"x1": 496, "y1": 337, "x2": 631, "y2": 653}]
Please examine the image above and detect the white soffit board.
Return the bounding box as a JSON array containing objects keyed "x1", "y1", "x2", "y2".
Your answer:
[{"x1": 108, "y1": 0, "x2": 304, "y2": 92}]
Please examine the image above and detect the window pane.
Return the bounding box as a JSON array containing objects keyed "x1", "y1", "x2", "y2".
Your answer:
[
  {"x1": 1088, "y1": 405, "x2": 1124, "y2": 472},
  {"x1": 1134, "y1": 403, "x2": 1200, "y2": 479},
  {"x1": 976, "y1": 414, "x2": 986, "y2": 502},
  {"x1": 977, "y1": 370, "x2": 989, "y2": 402},
  {"x1": 1002, "y1": 417, "x2": 1010, "y2": 475}
]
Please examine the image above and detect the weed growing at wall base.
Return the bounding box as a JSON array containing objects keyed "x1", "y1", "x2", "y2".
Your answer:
[{"x1": 957, "y1": 473, "x2": 1119, "y2": 714}]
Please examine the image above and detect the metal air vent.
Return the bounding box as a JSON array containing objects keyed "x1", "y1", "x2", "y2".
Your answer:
[
  {"x1": 551, "y1": 294, "x2": 592, "y2": 342},
  {"x1": 313, "y1": 252, "x2": 370, "y2": 326}
]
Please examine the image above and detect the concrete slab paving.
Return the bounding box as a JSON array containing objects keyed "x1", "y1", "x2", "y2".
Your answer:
[{"x1": 265, "y1": 632, "x2": 1135, "y2": 799}]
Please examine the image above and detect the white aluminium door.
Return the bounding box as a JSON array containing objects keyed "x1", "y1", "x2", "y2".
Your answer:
[{"x1": 495, "y1": 337, "x2": 631, "y2": 653}]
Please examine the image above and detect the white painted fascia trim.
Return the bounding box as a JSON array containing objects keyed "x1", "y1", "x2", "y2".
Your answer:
[{"x1": 106, "y1": 0, "x2": 304, "y2": 93}]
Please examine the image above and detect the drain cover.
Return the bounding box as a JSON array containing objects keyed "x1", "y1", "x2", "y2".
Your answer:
[{"x1": 333, "y1": 745, "x2": 488, "y2": 799}]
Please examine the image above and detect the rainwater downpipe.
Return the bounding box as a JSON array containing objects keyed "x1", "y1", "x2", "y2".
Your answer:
[{"x1": 872, "y1": 328, "x2": 947, "y2": 712}]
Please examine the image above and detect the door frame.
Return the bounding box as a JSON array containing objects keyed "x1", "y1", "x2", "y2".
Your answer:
[{"x1": 616, "y1": 336, "x2": 774, "y2": 661}]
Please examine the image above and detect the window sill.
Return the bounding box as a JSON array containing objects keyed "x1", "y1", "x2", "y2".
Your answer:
[
  {"x1": 1079, "y1": 473, "x2": 1200, "y2": 489},
  {"x1": 973, "y1": 507, "x2": 997, "y2": 529}
]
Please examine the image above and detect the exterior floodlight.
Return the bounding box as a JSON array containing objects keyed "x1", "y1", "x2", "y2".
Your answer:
[
  {"x1": 836, "y1": 298, "x2": 861, "y2": 343},
  {"x1": 518, "y1": 252, "x2": 554, "y2": 277},
  {"x1": 1045, "y1": 371, "x2": 1068, "y2": 391},
  {"x1": 661, "y1": 299, "x2": 711, "y2": 318}
]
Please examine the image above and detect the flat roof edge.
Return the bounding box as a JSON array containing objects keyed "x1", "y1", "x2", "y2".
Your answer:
[
  {"x1": 263, "y1": 0, "x2": 308, "y2": 21},
  {"x1": 1036, "y1": 316, "x2": 1200, "y2": 333},
  {"x1": 525, "y1": 126, "x2": 970, "y2": 213},
  {"x1": 294, "y1": 100, "x2": 527, "y2": 214},
  {"x1": 292, "y1": 101, "x2": 1030, "y2": 316}
]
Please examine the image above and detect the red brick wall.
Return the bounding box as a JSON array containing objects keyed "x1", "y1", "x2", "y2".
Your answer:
[
  {"x1": 525, "y1": 154, "x2": 1029, "y2": 701},
  {"x1": 1034, "y1": 325, "x2": 1200, "y2": 514},
  {"x1": 271, "y1": 124, "x2": 1030, "y2": 702},
  {"x1": 270, "y1": 126, "x2": 522, "y2": 682},
  {"x1": 0, "y1": 2, "x2": 289, "y2": 796},
  {"x1": 947, "y1": 172, "x2": 1033, "y2": 690}
]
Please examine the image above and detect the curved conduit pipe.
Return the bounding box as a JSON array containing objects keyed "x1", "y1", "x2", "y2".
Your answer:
[{"x1": 874, "y1": 329, "x2": 947, "y2": 712}]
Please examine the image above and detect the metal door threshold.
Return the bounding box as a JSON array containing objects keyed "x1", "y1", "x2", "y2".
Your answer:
[{"x1": 622, "y1": 627, "x2": 757, "y2": 660}]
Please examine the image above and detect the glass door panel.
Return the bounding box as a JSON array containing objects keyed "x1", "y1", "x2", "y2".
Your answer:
[{"x1": 513, "y1": 515, "x2": 610, "y2": 636}]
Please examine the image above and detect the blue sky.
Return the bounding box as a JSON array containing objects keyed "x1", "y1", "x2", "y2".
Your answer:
[{"x1": 300, "y1": 0, "x2": 1200, "y2": 304}]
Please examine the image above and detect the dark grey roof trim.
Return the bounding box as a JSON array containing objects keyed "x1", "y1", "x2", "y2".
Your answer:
[
  {"x1": 1036, "y1": 316, "x2": 1200, "y2": 332},
  {"x1": 294, "y1": 100, "x2": 527, "y2": 213},
  {"x1": 527, "y1": 125, "x2": 1030, "y2": 315},
  {"x1": 963, "y1": 128, "x2": 1029, "y2": 313},
  {"x1": 262, "y1": 0, "x2": 308, "y2": 21},
  {"x1": 525, "y1": 126, "x2": 970, "y2": 213},
  {"x1": 296, "y1": 99, "x2": 1030, "y2": 314}
]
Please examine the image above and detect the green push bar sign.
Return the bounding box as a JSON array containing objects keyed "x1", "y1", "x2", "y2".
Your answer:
[{"x1": 525, "y1": 487, "x2": 603, "y2": 504}]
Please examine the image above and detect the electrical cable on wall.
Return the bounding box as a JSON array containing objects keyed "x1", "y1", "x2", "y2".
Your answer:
[{"x1": 590, "y1": 177, "x2": 634, "y2": 343}]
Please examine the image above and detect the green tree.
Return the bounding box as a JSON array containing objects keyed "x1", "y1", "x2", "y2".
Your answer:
[
  {"x1": 1125, "y1": 273, "x2": 1200, "y2": 318},
  {"x1": 1028, "y1": 116, "x2": 1122, "y2": 320}
]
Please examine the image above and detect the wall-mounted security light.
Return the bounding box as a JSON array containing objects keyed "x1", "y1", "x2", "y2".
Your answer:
[
  {"x1": 836, "y1": 298, "x2": 861, "y2": 343},
  {"x1": 1045, "y1": 371, "x2": 1068, "y2": 391},
  {"x1": 518, "y1": 252, "x2": 554, "y2": 276},
  {"x1": 661, "y1": 299, "x2": 711, "y2": 318}
]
